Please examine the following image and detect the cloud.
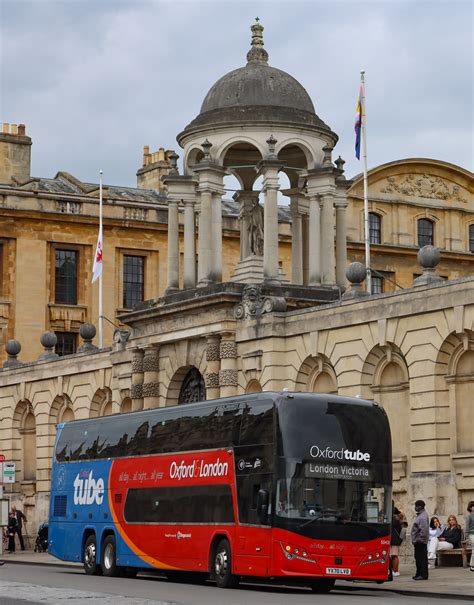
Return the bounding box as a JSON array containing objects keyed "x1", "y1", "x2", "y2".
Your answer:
[{"x1": 0, "y1": 0, "x2": 472, "y2": 187}]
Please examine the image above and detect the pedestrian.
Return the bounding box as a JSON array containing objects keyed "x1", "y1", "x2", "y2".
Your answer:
[
  {"x1": 411, "y1": 499, "x2": 429, "y2": 580},
  {"x1": 7, "y1": 510, "x2": 17, "y2": 553},
  {"x1": 427, "y1": 516, "x2": 445, "y2": 568},
  {"x1": 11, "y1": 506, "x2": 27, "y2": 551},
  {"x1": 466, "y1": 501, "x2": 474, "y2": 572},
  {"x1": 390, "y1": 503, "x2": 408, "y2": 577}
]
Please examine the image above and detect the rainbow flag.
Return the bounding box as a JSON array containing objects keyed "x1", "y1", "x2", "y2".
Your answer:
[{"x1": 354, "y1": 84, "x2": 363, "y2": 160}]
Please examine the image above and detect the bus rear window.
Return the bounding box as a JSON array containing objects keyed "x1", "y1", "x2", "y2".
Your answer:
[{"x1": 124, "y1": 485, "x2": 234, "y2": 524}]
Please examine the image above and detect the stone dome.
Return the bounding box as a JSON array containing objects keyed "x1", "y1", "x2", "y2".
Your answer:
[{"x1": 178, "y1": 21, "x2": 336, "y2": 144}]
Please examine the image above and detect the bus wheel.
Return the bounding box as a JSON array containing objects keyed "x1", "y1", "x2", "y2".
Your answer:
[
  {"x1": 310, "y1": 578, "x2": 335, "y2": 593},
  {"x1": 102, "y1": 535, "x2": 121, "y2": 577},
  {"x1": 214, "y1": 539, "x2": 239, "y2": 589},
  {"x1": 84, "y1": 535, "x2": 102, "y2": 576}
]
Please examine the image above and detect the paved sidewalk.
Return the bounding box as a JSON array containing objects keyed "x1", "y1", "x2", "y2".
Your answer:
[{"x1": 1, "y1": 550, "x2": 473, "y2": 600}]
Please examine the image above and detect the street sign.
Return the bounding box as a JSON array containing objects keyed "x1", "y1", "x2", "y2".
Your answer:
[
  {"x1": 3, "y1": 462, "x2": 15, "y2": 484},
  {"x1": 0, "y1": 454, "x2": 5, "y2": 462}
]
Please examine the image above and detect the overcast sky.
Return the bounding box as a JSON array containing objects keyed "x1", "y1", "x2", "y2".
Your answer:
[{"x1": 0, "y1": 0, "x2": 472, "y2": 189}]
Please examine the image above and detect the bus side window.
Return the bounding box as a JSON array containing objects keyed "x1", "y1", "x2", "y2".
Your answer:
[
  {"x1": 239, "y1": 401, "x2": 274, "y2": 446},
  {"x1": 236, "y1": 474, "x2": 272, "y2": 525}
]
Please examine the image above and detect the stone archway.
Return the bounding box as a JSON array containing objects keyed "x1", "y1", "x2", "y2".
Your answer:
[{"x1": 295, "y1": 355, "x2": 337, "y2": 394}]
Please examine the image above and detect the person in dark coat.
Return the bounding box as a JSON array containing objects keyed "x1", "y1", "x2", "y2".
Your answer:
[
  {"x1": 11, "y1": 506, "x2": 27, "y2": 551},
  {"x1": 411, "y1": 499, "x2": 429, "y2": 580},
  {"x1": 7, "y1": 511, "x2": 17, "y2": 553}
]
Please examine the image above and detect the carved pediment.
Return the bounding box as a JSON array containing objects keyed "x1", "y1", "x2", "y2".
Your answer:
[{"x1": 379, "y1": 174, "x2": 467, "y2": 202}]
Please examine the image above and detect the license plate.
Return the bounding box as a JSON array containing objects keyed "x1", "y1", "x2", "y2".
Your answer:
[{"x1": 326, "y1": 567, "x2": 351, "y2": 575}]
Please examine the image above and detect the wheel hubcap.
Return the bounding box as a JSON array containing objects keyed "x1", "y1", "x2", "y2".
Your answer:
[
  {"x1": 104, "y1": 544, "x2": 113, "y2": 569},
  {"x1": 85, "y1": 543, "x2": 96, "y2": 567},
  {"x1": 215, "y1": 550, "x2": 228, "y2": 578}
]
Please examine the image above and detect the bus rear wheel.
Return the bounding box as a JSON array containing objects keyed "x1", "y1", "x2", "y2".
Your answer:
[
  {"x1": 102, "y1": 535, "x2": 121, "y2": 577},
  {"x1": 309, "y1": 578, "x2": 335, "y2": 593},
  {"x1": 214, "y1": 539, "x2": 239, "y2": 589},
  {"x1": 84, "y1": 535, "x2": 102, "y2": 576}
]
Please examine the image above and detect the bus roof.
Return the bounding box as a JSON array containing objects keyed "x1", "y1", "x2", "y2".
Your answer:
[{"x1": 59, "y1": 391, "x2": 379, "y2": 428}]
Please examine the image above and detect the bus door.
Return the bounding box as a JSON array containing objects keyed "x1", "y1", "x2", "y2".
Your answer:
[{"x1": 234, "y1": 448, "x2": 273, "y2": 575}]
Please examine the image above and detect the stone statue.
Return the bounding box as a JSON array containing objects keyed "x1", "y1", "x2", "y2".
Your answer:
[{"x1": 240, "y1": 198, "x2": 264, "y2": 256}]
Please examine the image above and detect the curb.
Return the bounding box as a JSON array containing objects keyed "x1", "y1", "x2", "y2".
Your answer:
[
  {"x1": 340, "y1": 584, "x2": 474, "y2": 601},
  {"x1": 1, "y1": 557, "x2": 80, "y2": 570}
]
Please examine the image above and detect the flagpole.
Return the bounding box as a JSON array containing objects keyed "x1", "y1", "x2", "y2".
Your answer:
[
  {"x1": 360, "y1": 70, "x2": 371, "y2": 293},
  {"x1": 99, "y1": 170, "x2": 103, "y2": 349}
]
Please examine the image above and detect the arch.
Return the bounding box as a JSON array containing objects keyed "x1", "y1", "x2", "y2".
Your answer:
[
  {"x1": 276, "y1": 137, "x2": 315, "y2": 168},
  {"x1": 362, "y1": 344, "x2": 409, "y2": 462},
  {"x1": 90, "y1": 387, "x2": 112, "y2": 418},
  {"x1": 167, "y1": 365, "x2": 205, "y2": 406},
  {"x1": 246, "y1": 379, "x2": 262, "y2": 393},
  {"x1": 295, "y1": 355, "x2": 337, "y2": 394},
  {"x1": 216, "y1": 137, "x2": 265, "y2": 168},
  {"x1": 185, "y1": 146, "x2": 205, "y2": 171},
  {"x1": 121, "y1": 397, "x2": 132, "y2": 414},
  {"x1": 439, "y1": 331, "x2": 474, "y2": 454},
  {"x1": 220, "y1": 140, "x2": 265, "y2": 191},
  {"x1": 12, "y1": 400, "x2": 36, "y2": 484}
]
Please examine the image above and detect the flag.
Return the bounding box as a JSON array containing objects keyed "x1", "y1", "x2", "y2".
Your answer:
[
  {"x1": 92, "y1": 225, "x2": 103, "y2": 283},
  {"x1": 354, "y1": 84, "x2": 363, "y2": 160}
]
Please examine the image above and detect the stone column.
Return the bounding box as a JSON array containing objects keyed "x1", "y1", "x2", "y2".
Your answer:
[
  {"x1": 219, "y1": 333, "x2": 238, "y2": 397},
  {"x1": 335, "y1": 199, "x2": 348, "y2": 289},
  {"x1": 142, "y1": 346, "x2": 160, "y2": 409},
  {"x1": 321, "y1": 193, "x2": 336, "y2": 284},
  {"x1": 166, "y1": 200, "x2": 179, "y2": 292},
  {"x1": 205, "y1": 335, "x2": 221, "y2": 400},
  {"x1": 183, "y1": 199, "x2": 196, "y2": 288},
  {"x1": 211, "y1": 191, "x2": 223, "y2": 282},
  {"x1": 261, "y1": 164, "x2": 281, "y2": 284},
  {"x1": 131, "y1": 348, "x2": 144, "y2": 411},
  {"x1": 308, "y1": 195, "x2": 322, "y2": 285},
  {"x1": 198, "y1": 187, "x2": 212, "y2": 285},
  {"x1": 290, "y1": 195, "x2": 303, "y2": 285}
]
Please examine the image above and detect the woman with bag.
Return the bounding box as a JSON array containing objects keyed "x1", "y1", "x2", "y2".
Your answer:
[{"x1": 390, "y1": 504, "x2": 408, "y2": 577}]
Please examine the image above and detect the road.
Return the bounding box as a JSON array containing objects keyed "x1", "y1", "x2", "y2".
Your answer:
[{"x1": 0, "y1": 563, "x2": 470, "y2": 605}]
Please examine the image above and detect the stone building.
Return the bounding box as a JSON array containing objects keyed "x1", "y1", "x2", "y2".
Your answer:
[{"x1": 0, "y1": 21, "x2": 473, "y2": 528}]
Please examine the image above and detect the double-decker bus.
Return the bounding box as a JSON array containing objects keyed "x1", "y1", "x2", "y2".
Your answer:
[{"x1": 49, "y1": 392, "x2": 392, "y2": 592}]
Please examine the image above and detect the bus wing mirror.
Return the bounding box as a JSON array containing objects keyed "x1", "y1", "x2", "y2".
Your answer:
[{"x1": 257, "y1": 489, "x2": 269, "y2": 525}]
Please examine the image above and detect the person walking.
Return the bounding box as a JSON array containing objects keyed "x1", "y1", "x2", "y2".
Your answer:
[
  {"x1": 465, "y1": 500, "x2": 474, "y2": 572},
  {"x1": 411, "y1": 499, "x2": 429, "y2": 580},
  {"x1": 11, "y1": 506, "x2": 27, "y2": 551}
]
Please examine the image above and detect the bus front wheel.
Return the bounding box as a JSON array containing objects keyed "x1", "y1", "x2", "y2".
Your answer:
[
  {"x1": 309, "y1": 578, "x2": 335, "y2": 593},
  {"x1": 214, "y1": 539, "x2": 239, "y2": 589},
  {"x1": 84, "y1": 535, "x2": 102, "y2": 576},
  {"x1": 102, "y1": 535, "x2": 121, "y2": 577}
]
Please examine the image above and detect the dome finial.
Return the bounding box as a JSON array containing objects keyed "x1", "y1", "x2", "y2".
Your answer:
[{"x1": 246, "y1": 18, "x2": 269, "y2": 65}]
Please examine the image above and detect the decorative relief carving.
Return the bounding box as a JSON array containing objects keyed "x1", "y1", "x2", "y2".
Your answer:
[
  {"x1": 205, "y1": 372, "x2": 219, "y2": 388},
  {"x1": 219, "y1": 369, "x2": 238, "y2": 387},
  {"x1": 124, "y1": 207, "x2": 147, "y2": 221},
  {"x1": 380, "y1": 174, "x2": 466, "y2": 202},
  {"x1": 234, "y1": 285, "x2": 287, "y2": 319},
  {"x1": 142, "y1": 382, "x2": 160, "y2": 397},
  {"x1": 131, "y1": 352, "x2": 143, "y2": 373},
  {"x1": 179, "y1": 368, "x2": 205, "y2": 403},
  {"x1": 206, "y1": 343, "x2": 220, "y2": 361},
  {"x1": 234, "y1": 285, "x2": 263, "y2": 319},
  {"x1": 130, "y1": 384, "x2": 143, "y2": 399},
  {"x1": 220, "y1": 341, "x2": 237, "y2": 359},
  {"x1": 56, "y1": 200, "x2": 82, "y2": 214},
  {"x1": 142, "y1": 348, "x2": 159, "y2": 372}
]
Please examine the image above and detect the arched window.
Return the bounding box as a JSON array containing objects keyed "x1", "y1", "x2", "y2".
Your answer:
[
  {"x1": 418, "y1": 218, "x2": 434, "y2": 247},
  {"x1": 369, "y1": 213, "x2": 381, "y2": 244},
  {"x1": 469, "y1": 225, "x2": 474, "y2": 253}
]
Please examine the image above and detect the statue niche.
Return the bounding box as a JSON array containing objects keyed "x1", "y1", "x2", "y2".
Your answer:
[{"x1": 239, "y1": 197, "x2": 264, "y2": 257}]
